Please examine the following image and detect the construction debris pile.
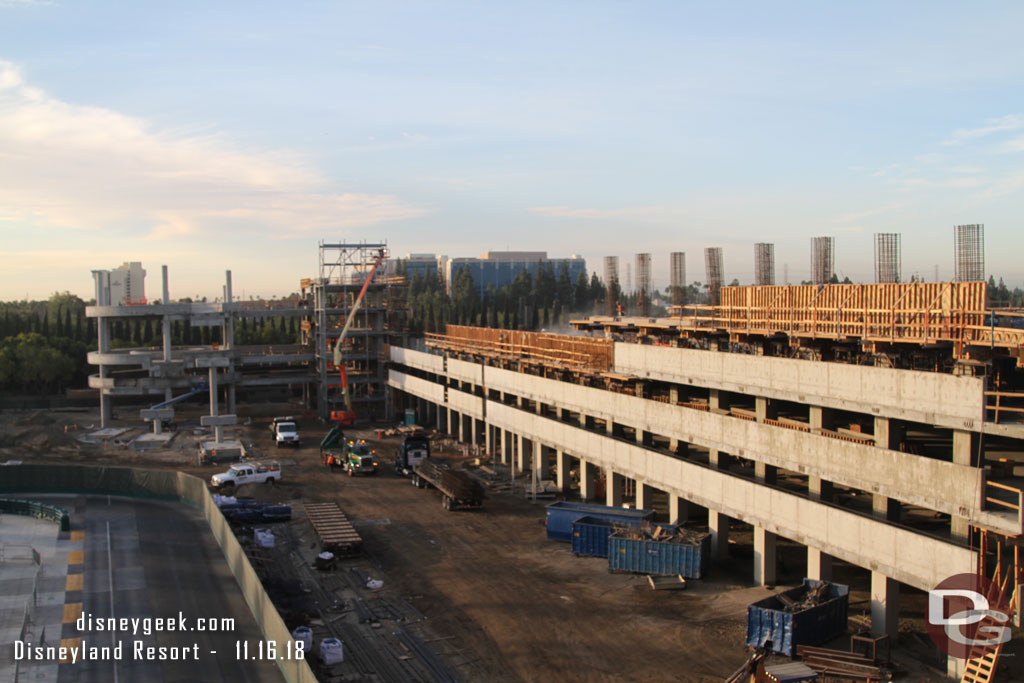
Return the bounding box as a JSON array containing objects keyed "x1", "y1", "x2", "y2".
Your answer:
[
  {"x1": 777, "y1": 580, "x2": 832, "y2": 613},
  {"x1": 614, "y1": 521, "x2": 710, "y2": 546}
]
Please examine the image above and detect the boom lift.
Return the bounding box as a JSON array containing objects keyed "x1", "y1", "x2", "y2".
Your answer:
[{"x1": 329, "y1": 248, "x2": 386, "y2": 426}]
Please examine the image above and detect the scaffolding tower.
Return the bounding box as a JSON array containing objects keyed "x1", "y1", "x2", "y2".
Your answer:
[
  {"x1": 874, "y1": 233, "x2": 901, "y2": 283},
  {"x1": 604, "y1": 256, "x2": 619, "y2": 316},
  {"x1": 955, "y1": 224, "x2": 985, "y2": 282},
  {"x1": 636, "y1": 253, "x2": 651, "y2": 317},
  {"x1": 811, "y1": 236, "x2": 835, "y2": 285},
  {"x1": 669, "y1": 252, "x2": 686, "y2": 307},
  {"x1": 306, "y1": 241, "x2": 397, "y2": 422},
  {"x1": 754, "y1": 243, "x2": 775, "y2": 286},
  {"x1": 705, "y1": 247, "x2": 723, "y2": 306}
]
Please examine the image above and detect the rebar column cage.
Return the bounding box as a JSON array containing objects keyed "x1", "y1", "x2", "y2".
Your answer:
[
  {"x1": 604, "y1": 256, "x2": 619, "y2": 316},
  {"x1": 636, "y1": 253, "x2": 651, "y2": 317},
  {"x1": 874, "y1": 233, "x2": 901, "y2": 284},
  {"x1": 670, "y1": 252, "x2": 686, "y2": 307},
  {"x1": 955, "y1": 224, "x2": 985, "y2": 282},
  {"x1": 705, "y1": 247, "x2": 723, "y2": 306},
  {"x1": 754, "y1": 243, "x2": 775, "y2": 286},
  {"x1": 811, "y1": 236, "x2": 835, "y2": 285}
]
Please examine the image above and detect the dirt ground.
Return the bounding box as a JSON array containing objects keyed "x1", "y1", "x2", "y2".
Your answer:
[{"x1": 3, "y1": 404, "x2": 1021, "y2": 682}]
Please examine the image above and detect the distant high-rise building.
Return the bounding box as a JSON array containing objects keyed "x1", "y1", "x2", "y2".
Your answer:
[
  {"x1": 93, "y1": 261, "x2": 146, "y2": 305},
  {"x1": 444, "y1": 251, "x2": 586, "y2": 295}
]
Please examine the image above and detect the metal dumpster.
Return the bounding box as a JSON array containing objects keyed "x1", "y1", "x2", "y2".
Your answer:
[
  {"x1": 607, "y1": 529, "x2": 711, "y2": 578},
  {"x1": 545, "y1": 501, "x2": 652, "y2": 542},
  {"x1": 570, "y1": 516, "x2": 666, "y2": 558},
  {"x1": 745, "y1": 579, "x2": 850, "y2": 657}
]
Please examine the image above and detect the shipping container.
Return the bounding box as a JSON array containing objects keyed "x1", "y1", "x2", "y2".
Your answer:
[
  {"x1": 745, "y1": 579, "x2": 850, "y2": 657},
  {"x1": 607, "y1": 530, "x2": 711, "y2": 578},
  {"x1": 572, "y1": 516, "x2": 677, "y2": 558},
  {"x1": 545, "y1": 501, "x2": 652, "y2": 542}
]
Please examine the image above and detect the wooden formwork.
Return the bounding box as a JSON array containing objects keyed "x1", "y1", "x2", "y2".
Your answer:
[{"x1": 426, "y1": 325, "x2": 613, "y2": 373}]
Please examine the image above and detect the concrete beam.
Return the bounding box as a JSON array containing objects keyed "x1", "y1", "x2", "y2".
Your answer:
[{"x1": 200, "y1": 415, "x2": 237, "y2": 427}]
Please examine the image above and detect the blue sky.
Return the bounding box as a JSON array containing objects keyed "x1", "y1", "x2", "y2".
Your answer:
[{"x1": 1, "y1": 1, "x2": 1023, "y2": 300}]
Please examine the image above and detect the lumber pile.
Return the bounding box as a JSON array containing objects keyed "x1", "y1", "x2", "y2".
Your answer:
[
  {"x1": 777, "y1": 580, "x2": 831, "y2": 613},
  {"x1": 303, "y1": 502, "x2": 363, "y2": 557},
  {"x1": 796, "y1": 645, "x2": 892, "y2": 681}
]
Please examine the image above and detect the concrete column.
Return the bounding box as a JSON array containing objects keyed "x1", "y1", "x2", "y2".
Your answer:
[
  {"x1": 556, "y1": 451, "x2": 570, "y2": 491},
  {"x1": 873, "y1": 417, "x2": 903, "y2": 523},
  {"x1": 470, "y1": 418, "x2": 478, "y2": 447},
  {"x1": 457, "y1": 412, "x2": 466, "y2": 443},
  {"x1": 635, "y1": 425, "x2": 645, "y2": 446},
  {"x1": 870, "y1": 572, "x2": 899, "y2": 638},
  {"x1": 755, "y1": 396, "x2": 777, "y2": 423},
  {"x1": 710, "y1": 389, "x2": 730, "y2": 411},
  {"x1": 534, "y1": 443, "x2": 550, "y2": 480},
  {"x1": 160, "y1": 266, "x2": 173, "y2": 403},
  {"x1": 636, "y1": 481, "x2": 654, "y2": 511},
  {"x1": 755, "y1": 462, "x2": 777, "y2": 484},
  {"x1": 223, "y1": 270, "x2": 234, "y2": 349},
  {"x1": 446, "y1": 408, "x2": 454, "y2": 436},
  {"x1": 227, "y1": 384, "x2": 236, "y2": 415},
  {"x1": 807, "y1": 547, "x2": 833, "y2": 581},
  {"x1": 208, "y1": 367, "x2": 221, "y2": 443},
  {"x1": 953, "y1": 429, "x2": 978, "y2": 466},
  {"x1": 606, "y1": 471, "x2": 624, "y2": 508},
  {"x1": 668, "y1": 495, "x2": 688, "y2": 524},
  {"x1": 809, "y1": 405, "x2": 834, "y2": 431},
  {"x1": 436, "y1": 403, "x2": 443, "y2": 431},
  {"x1": 753, "y1": 526, "x2": 777, "y2": 586},
  {"x1": 709, "y1": 510, "x2": 730, "y2": 561},
  {"x1": 580, "y1": 460, "x2": 597, "y2": 501},
  {"x1": 516, "y1": 435, "x2": 527, "y2": 473},
  {"x1": 709, "y1": 450, "x2": 728, "y2": 470},
  {"x1": 484, "y1": 423, "x2": 492, "y2": 456},
  {"x1": 808, "y1": 476, "x2": 834, "y2": 502}
]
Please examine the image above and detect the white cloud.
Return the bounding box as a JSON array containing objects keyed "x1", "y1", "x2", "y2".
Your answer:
[
  {"x1": 943, "y1": 114, "x2": 1024, "y2": 145},
  {"x1": 833, "y1": 202, "x2": 906, "y2": 224},
  {"x1": 998, "y1": 136, "x2": 1024, "y2": 153},
  {"x1": 0, "y1": 0, "x2": 54, "y2": 8},
  {"x1": 0, "y1": 60, "x2": 426, "y2": 238},
  {"x1": 527, "y1": 205, "x2": 661, "y2": 220}
]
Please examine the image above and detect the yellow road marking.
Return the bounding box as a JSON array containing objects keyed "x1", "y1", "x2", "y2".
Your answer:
[
  {"x1": 70, "y1": 530, "x2": 85, "y2": 542},
  {"x1": 62, "y1": 602, "x2": 82, "y2": 624},
  {"x1": 59, "y1": 638, "x2": 80, "y2": 663},
  {"x1": 65, "y1": 573, "x2": 83, "y2": 591},
  {"x1": 68, "y1": 550, "x2": 84, "y2": 565}
]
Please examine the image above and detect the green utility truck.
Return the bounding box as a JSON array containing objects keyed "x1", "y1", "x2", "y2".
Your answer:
[{"x1": 344, "y1": 441, "x2": 379, "y2": 476}]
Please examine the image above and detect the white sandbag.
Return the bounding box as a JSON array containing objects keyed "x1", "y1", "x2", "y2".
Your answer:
[
  {"x1": 365, "y1": 579, "x2": 383, "y2": 590},
  {"x1": 291, "y1": 626, "x2": 312, "y2": 653},
  {"x1": 254, "y1": 528, "x2": 275, "y2": 548},
  {"x1": 319, "y1": 637, "x2": 344, "y2": 665}
]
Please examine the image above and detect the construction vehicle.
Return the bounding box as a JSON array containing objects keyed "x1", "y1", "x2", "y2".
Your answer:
[
  {"x1": 270, "y1": 416, "x2": 301, "y2": 447},
  {"x1": 320, "y1": 425, "x2": 347, "y2": 469},
  {"x1": 410, "y1": 458, "x2": 485, "y2": 511},
  {"x1": 344, "y1": 440, "x2": 379, "y2": 476},
  {"x1": 394, "y1": 430, "x2": 431, "y2": 475},
  {"x1": 211, "y1": 461, "x2": 281, "y2": 489},
  {"x1": 330, "y1": 248, "x2": 387, "y2": 427}
]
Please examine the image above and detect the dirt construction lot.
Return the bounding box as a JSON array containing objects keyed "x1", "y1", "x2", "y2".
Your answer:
[{"x1": 10, "y1": 405, "x2": 1009, "y2": 682}]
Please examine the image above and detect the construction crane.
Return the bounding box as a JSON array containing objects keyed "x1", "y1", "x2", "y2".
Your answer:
[{"x1": 330, "y1": 248, "x2": 386, "y2": 426}]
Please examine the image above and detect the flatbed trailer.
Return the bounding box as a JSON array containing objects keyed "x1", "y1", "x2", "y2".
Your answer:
[
  {"x1": 303, "y1": 502, "x2": 363, "y2": 557},
  {"x1": 410, "y1": 458, "x2": 485, "y2": 511}
]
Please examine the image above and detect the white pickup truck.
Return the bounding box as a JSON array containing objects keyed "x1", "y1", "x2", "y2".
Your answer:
[
  {"x1": 270, "y1": 416, "x2": 301, "y2": 447},
  {"x1": 211, "y1": 462, "x2": 281, "y2": 489}
]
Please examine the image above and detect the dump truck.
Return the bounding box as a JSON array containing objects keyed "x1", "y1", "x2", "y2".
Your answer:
[
  {"x1": 344, "y1": 440, "x2": 379, "y2": 476},
  {"x1": 320, "y1": 425, "x2": 347, "y2": 469},
  {"x1": 394, "y1": 431, "x2": 430, "y2": 475},
  {"x1": 410, "y1": 458, "x2": 485, "y2": 510},
  {"x1": 210, "y1": 461, "x2": 281, "y2": 489}
]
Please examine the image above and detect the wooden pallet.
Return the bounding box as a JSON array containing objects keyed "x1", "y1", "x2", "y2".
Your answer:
[{"x1": 303, "y1": 502, "x2": 363, "y2": 557}]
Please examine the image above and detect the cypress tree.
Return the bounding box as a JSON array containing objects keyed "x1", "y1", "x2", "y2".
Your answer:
[
  {"x1": 64, "y1": 308, "x2": 72, "y2": 339},
  {"x1": 56, "y1": 306, "x2": 64, "y2": 337},
  {"x1": 42, "y1": 311, "x2": 50, "y2": 337},
  {"x1": 74, "y1": 312, "x2": 83, "y2": 341}
]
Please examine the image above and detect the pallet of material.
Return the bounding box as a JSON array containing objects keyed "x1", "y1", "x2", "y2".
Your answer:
[
  {"x1": 303, "y1": 502, "x2": 363, "y2": 557},
  {"x1": 647, "y1": 574, "x2": 687, "y2": 591}
]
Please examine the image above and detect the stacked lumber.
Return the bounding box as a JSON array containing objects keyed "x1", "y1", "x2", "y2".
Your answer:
[
  {"x1": 614, "y1": 521, "x2": 709, "y2": 546},
  {"x1": 303, "y1": 502, "x2": 363, "y2": 557},
  {"x1": 777, "y1": 580, "x2": 831, "y2": 613},
  {"x1": 796, "y1": 645, "x2": 890, "y2": 681},
  {"x1": 418, "y1": 458, "x2": 485, "y2": 501}
]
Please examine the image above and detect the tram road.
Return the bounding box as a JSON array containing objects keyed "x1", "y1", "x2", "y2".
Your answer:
[{"x1": 41, "y1": 495, "x2": 284, "y2": 683}]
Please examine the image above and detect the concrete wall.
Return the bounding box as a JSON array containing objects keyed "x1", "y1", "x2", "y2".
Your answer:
[
  {"x1": 614, "y1": 344, "x2": 986, "y2": 431},
  {"x1": 390, "y1": 346, "x2": 444, "y2": 375},
  {"x1": 447, "y1": 357, "x2": 484, "y2": 386},
  {"x1": 388, "y1": 370, "x2": 976, "y2": 591},
  {"x1": 387, "y1": 370, "x2": 445, "y2": 405}
]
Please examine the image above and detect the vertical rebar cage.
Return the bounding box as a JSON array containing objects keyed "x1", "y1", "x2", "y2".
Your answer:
[
  {"x1": 604, "y1": 256, "x2": 619, "y2": 316},
  {"x1": 810, "y1": 236, "x2": 835, "y2": 285},
  {"x1": 874, "y1": 233, "x2": 901, "y2": 284},
  {"x1": 754, "y1": 243, "x2": 775, "y2": 286},
  {"x1": 669, "y1": 252, "x2": 686, "y2": 307},
  {"x1": 954, "y1": 224, "x2": 985, "y2": 282},
  {"x1": 636, "y1": 253, "x2": 652, "y2": 317},
  {"x1": 705, "y1": 247, "x2": 723, "y2": 306}
]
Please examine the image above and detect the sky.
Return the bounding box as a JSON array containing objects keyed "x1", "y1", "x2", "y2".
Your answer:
[{"x1": 1, "y1": 0, "x2": 1023, "y2": 301}]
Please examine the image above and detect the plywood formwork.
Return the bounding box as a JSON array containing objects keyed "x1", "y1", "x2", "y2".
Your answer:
[{"x1": 426, "y1": 324, "x2": 613, "y2": 373}]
